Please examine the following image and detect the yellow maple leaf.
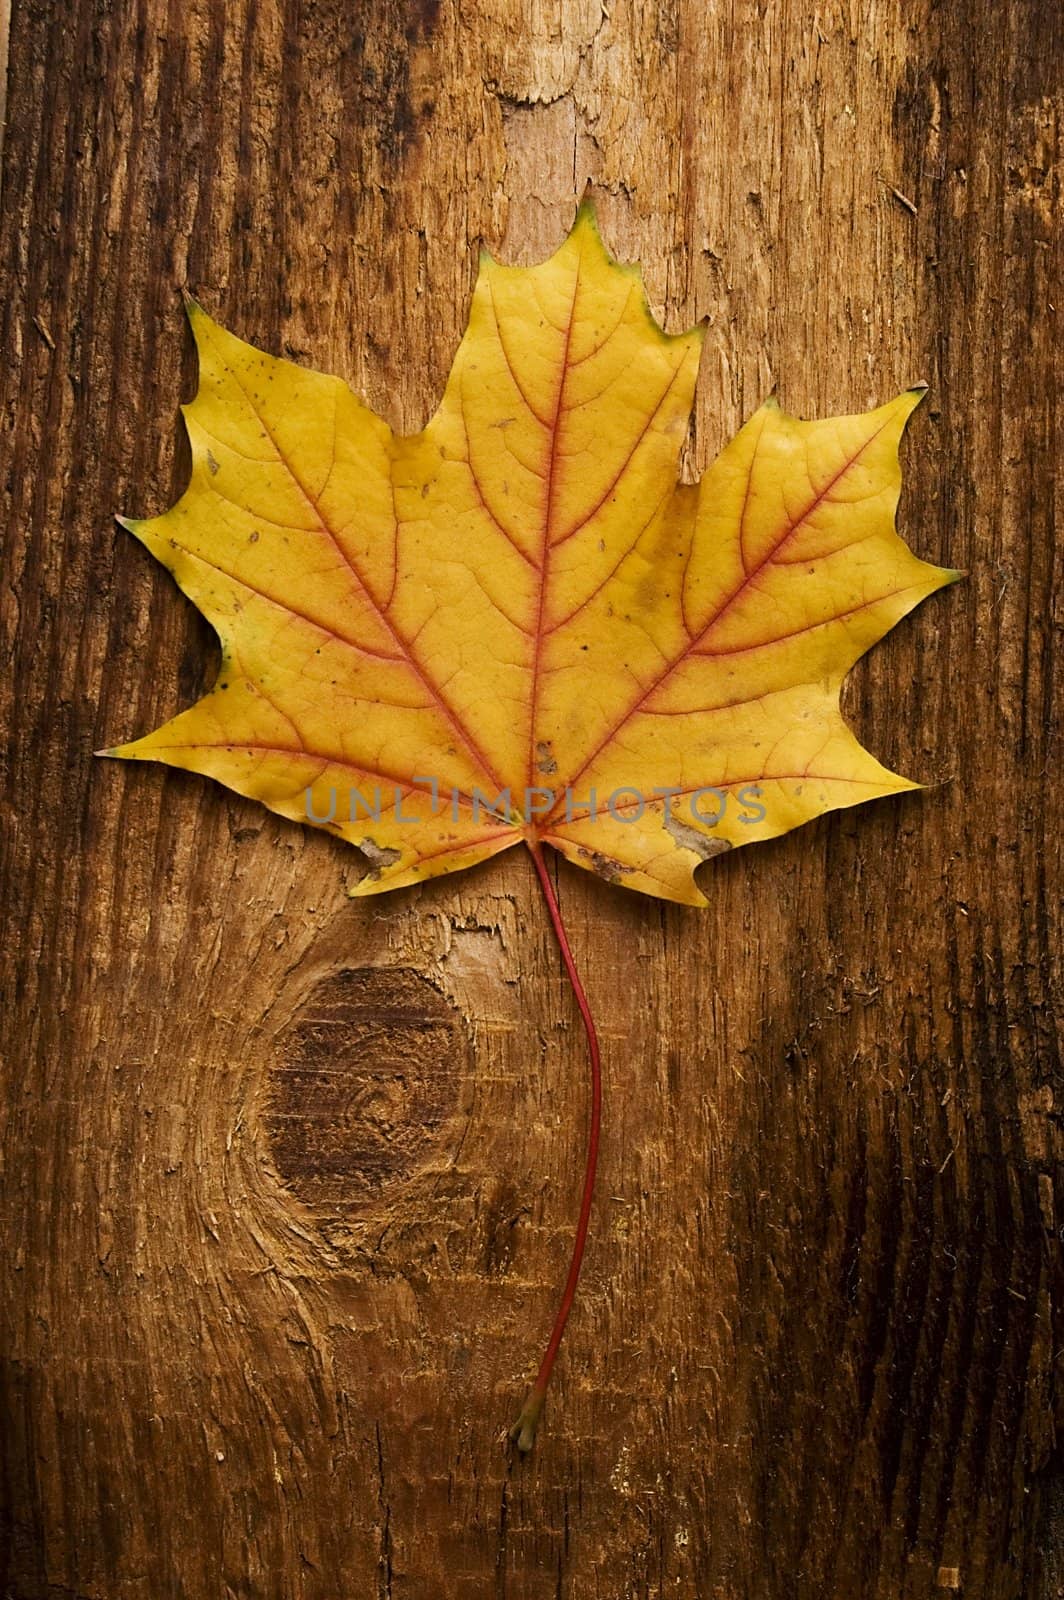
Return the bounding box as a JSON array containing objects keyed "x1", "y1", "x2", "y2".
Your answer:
[
  {"x1": 105, "y1": 199, "x2": 959, "y2": 1450},
  {"x1": 107, "y1": 200, "x2": 958, "y2": 908}
]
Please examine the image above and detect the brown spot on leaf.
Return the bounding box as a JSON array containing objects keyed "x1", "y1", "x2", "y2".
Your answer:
[
  {"x1": 359, "y1": 837, "x2": 401, "y2": 879},
  {"x1": 662, "y1": 808, "x2": 733, "y2": 861},
  {"x1": 577, "y1": 848, "x2": 637, "y2": 883},
  {"x1": 535, "y1": 740, "x2": 558, "y2": 776}
]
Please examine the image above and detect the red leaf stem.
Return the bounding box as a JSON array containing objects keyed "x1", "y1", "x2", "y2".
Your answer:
[{"x1": 510, "y1": 841, "x2": 603, "y2": 1452}]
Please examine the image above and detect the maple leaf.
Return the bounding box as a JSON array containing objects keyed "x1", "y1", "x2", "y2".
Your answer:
[
  {"x1": 107, "y1": 200, "x2": 958, "y2": 907},
  {"x1": 105, "y1": 199, "x2": 958, "y2": 1450}
]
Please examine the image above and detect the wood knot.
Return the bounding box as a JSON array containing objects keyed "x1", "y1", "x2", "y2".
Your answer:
[{"x1": 264, "y1": 966, "x2": 467, "y2": 1208}]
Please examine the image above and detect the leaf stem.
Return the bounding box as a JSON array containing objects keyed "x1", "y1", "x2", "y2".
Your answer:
[{"x1": 510, "y1": 841, "x2": 602, "y2": 1452}]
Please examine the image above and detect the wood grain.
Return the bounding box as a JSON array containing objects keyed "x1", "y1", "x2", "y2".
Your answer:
[{"x1": 1, "y1": 1, "x2": 1060, "y2": 1596}]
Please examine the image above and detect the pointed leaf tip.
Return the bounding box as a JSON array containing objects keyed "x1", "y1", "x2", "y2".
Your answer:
[
  {"x1": 574, "y1": 189, "x2": 600, "y2": 233},
  {"x1": 896, "y1": 385, "x2": 929, "y2": 426}
]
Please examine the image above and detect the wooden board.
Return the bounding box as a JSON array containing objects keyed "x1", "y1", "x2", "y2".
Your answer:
[{"x1": 1, "y1": 1, "x2": 1060, "y2": 1595}]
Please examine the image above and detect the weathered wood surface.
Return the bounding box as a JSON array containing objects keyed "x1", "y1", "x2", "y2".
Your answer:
[{"x1": 1, "y1": 1, "x2": 1060, "y2": 1596}]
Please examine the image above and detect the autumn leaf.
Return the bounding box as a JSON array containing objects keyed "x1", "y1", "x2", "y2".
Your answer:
[
  {"x1": 107, "y1": 200, "x2": 958, "y2": 906},
  {"x1": 105, "y1": 198, "x2": 958, "y2": 1448}
]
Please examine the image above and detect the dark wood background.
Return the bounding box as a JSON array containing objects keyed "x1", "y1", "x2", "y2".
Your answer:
[{"x1": 1, "y1": 1, "x2": 1060, "y2": 1596}]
